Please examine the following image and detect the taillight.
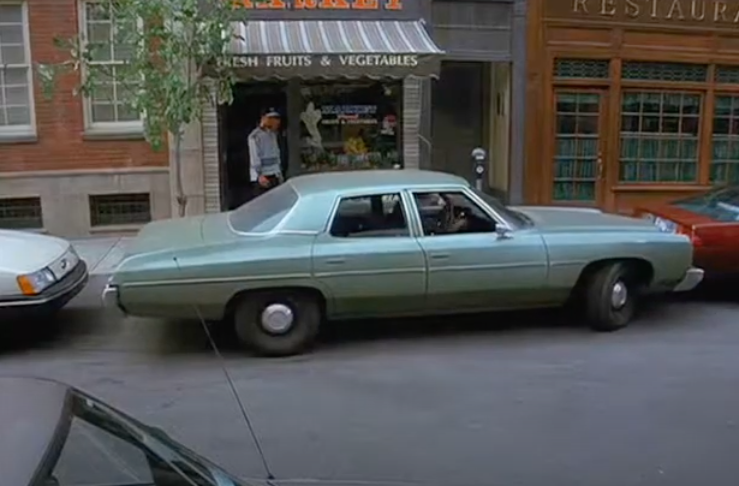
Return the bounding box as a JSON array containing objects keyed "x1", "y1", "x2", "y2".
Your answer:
[{"x1": 678, "y1": 225, "x2": 703, "y2": 247}]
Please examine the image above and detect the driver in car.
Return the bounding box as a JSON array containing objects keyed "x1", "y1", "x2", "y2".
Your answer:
[
  {"x1": 438, "y1": 194, "x2": 469, "y2": 234},
  {"x1": 415, "y1": 193, "x2": 469, "y2": 234}
]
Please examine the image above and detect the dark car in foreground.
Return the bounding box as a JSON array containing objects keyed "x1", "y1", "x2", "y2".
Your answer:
[
  {"x1": 635, "y1": 185, "x2": 739, "y2": 278},
  {"x1": 1, "y1": 376, "x2": 423, "y2": 486},
  {"x1": 3, "y1": 376, "x2": 249, "y2": 486}
]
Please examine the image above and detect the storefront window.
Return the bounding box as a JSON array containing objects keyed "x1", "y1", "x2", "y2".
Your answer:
[
  {"x1": 711, "y1": 95, "x2": 739, "y2": 184},
  {"x1": 298, "y1": 81, "x2": 402, "y2": 172},
  {"x1": 619, "y1": 91, "x2": 700, "y2": 183}
]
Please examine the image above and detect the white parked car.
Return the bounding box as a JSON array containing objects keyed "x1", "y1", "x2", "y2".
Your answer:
[{"x1": 0, "y1": 230, "x2": 88, "y2": 319}]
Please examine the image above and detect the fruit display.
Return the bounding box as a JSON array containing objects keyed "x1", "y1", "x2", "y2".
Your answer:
[{"x1": 344, "y1": 136, "x2": 368, "y2": 155}]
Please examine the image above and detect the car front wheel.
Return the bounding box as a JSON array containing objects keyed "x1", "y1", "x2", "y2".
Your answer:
[
  {"x1": 584, "y1": 263, "x2": 638, "y2": 332},
  {"x1": 233, "y1": 291, "x2": 321, "y2": 357}
]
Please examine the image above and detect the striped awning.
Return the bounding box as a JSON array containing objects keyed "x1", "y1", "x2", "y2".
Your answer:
[{"x1": 226, "y1": 20, "x2": 443, "y2": 80}]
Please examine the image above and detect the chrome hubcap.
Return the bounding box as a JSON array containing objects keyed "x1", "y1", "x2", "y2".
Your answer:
[
  {"x1": 611, "y1": 281, "x2": 628, "y2": 309},
  {"x1": 260, "y1": 303, "x2": 294, "y2": 334}
]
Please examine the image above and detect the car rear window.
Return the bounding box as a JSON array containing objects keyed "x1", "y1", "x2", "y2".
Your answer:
[
  {"x1": 228, "y1": 183, "x2": 299, "y2": 233},
  {"x1": 672, "y1": 186, "x2": 739, "y2": 222}
]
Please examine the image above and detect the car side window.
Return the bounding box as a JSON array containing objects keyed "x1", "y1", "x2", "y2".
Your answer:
[
  {"x1": 48, "y1": 395, "x2": 216, "y2": 486},
  {"x1": 413, "y1": 191, "x2": 497, "y2": 236},
  {"x1": 330, "y1": 193, "x2": 409, "y2": 238},
  {"x1": 50, "y1": 416, "x2": 154, "y2": 486}
]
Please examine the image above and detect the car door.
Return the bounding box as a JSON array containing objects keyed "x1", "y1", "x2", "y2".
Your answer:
[
  {"x1": 312, "y1": 191, "x2": 427, "y2": 318},
  {"x1": 407, "y1": 188, "x2": 549, "y2": 312}
]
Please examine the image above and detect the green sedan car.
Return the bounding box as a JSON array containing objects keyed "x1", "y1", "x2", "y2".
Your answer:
[{"x1": 102, "y1": 170, "x2": 703, "y2": 356}]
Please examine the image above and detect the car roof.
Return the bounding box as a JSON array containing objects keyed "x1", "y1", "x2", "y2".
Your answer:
[
  {"x1": 0, "y1": 376, "x2": 72, "y2": 486},
  {"x1": 287, "y1": 169, "x2": 469, "y2": 197}
]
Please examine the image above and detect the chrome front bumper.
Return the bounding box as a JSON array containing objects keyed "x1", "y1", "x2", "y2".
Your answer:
[
  {"x1": 673, "y1": 267, "x2": 705, "y2": 292},
  {"x1": 101, "y1": 283, "x2": 127, "y2": 317}
]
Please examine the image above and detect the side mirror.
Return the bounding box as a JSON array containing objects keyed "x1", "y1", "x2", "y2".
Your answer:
[{"x1": 495, "y1": 225, "x2": 512, "y2": 240}]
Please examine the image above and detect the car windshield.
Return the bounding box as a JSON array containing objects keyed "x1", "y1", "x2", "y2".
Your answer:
[
  {"x1": 45, "y1": 391, "x2": 247, "y2": 486},
  {"x1": 671, "y1": 185, "x2": 739, "y2": 222},
  {"x1": 470, "y1": 188, "x2": 532, "y2": 228},
  {"x1": 228, "y1": 183, "x2": 299, "y2": 233}
]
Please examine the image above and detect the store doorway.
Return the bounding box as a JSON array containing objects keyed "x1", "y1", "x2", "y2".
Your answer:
[
  {"x1": 545, "y1": 89, "x2": 608, "y2": 207},
  {"x1": 221, "y1": 82, "x2": 288, "y2": 210},
  {"x1": 431, "y1": 62, "x2": 485, "y2": 181}
]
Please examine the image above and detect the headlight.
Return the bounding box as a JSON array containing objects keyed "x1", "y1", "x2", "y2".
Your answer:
[
  {"x1": 654, "y1": 216, "x2": 678, "y2": 233},
  {"x1": 17, "y1": 268, "x2": 57, "y2": 295},
  {"x1": 642, "y1": 213, "x2": 678, "y2": 233}
]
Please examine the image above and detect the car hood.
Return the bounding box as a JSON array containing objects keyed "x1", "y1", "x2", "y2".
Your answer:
[
  {"x1": 0, "y1": 229, "x2": 70, "y2": 274},
  {"x1": 637, "y1": 203, "x2": 719, "y2": 226},
  {"x1": 513, "y1": 206, "x2": 658, "y2": 233},
  {"x1": 124, "y1": 213, "x2": 235, "y2": 258}
]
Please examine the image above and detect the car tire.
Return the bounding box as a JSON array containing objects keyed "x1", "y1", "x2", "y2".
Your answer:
[
  {"x1": 233, "y1": 291, "x2": 321, "y2": 357},
  {"x1": 584, "y1": 262, "x2": 638, "y2": 332}
]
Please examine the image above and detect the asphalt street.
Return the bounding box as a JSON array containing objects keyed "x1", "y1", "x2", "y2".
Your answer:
[{"x1": 2, "y1": 275, "x2": 739, "y2": 486}]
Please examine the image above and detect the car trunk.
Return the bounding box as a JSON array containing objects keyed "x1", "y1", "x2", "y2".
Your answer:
[
  {"x1": 125, "y1": 216, "x2": 207, "y2": 257},
  {"x1": 125, "y1": 213, "x2": 239, "y2": 259}
]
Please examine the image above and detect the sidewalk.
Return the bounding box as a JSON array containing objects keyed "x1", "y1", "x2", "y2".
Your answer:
[{"x1": 72, "y1": 236, "x2": 133, "y2": 276}]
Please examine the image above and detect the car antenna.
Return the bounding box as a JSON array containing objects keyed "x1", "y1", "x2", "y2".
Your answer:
[{"x1": 173, "y1": 256, "x2": 276, "y2": 482}]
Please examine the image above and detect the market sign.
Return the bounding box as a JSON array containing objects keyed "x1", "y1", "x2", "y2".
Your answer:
[
  {"x1": 228, "y1": 54, "x2": 419, "y2": 68},
  {"x1": 231, "y1": 0, "x2": 403, "y2": 10},
  {"x1": 222, "y1": 52, "x2": 437, "y2": 79}
]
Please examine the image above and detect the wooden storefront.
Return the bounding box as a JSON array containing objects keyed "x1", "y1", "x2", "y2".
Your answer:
[{"x1": 525, "y1": 0, "x2": 739, "y2": 213}]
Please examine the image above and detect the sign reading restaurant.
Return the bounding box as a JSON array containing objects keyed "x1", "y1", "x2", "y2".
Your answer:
[
  {"x1": 228, "y1": 53, "x2": 419, "y2": 68},
  {"x1": 231, "y1": 0, "x2": 402, "y2": 10},
  {"x1": 568, "y1": 0, "x2": 739, "y2": 23}
]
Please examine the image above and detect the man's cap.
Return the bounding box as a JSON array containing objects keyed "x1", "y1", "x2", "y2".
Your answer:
[{"x1": 261, "y1": 108, "x2": 280, "y2": 118}]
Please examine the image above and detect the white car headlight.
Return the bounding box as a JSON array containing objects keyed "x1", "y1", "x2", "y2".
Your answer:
[
  {"x1": 654, "y1": 217, "x2": 678, "y2": 233},
  {"x1": 17, "y1": 268, "x2": 57, "y2": 296},
  {"x1": 642, "y1": 213, "x2": 678, "y2": 233}
]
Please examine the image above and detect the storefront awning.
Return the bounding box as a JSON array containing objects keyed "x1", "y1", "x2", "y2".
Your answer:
[{"x1": 226, "y1": 20, "x2": 444, "y2": 80}]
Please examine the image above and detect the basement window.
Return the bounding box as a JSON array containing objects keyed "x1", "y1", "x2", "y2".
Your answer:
[
  {"x1": 0, "y1": 197, "x2": 43, "y2": 229},
  {"x1": 89, "y1": 193, "x2": 151, "y2": 227}
]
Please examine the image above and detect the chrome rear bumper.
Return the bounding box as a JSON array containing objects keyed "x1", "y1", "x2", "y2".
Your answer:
[
  {"x1": 673, "y1": 267, "x2": 705, "y2": 292},
  {"x1": 101, "y1": 283, "x2": 127, "y2": 317}
]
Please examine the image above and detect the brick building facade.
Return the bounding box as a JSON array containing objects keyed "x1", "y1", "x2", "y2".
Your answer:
[
  {"x1": 0, "y1": 0, "x2": 170, "y2": 237},
  {"x1": 1, "y1": 0, "x2": 528, "y2": 237}
]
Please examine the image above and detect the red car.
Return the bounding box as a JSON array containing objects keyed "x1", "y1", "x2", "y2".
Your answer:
[{"x1": 634, "y1": 185, "x2": 739, "y2": 278}]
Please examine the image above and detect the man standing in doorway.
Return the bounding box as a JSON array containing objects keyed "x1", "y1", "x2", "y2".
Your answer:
[{"x1": 248, "y1": 108, "x2": 283, "y2": 198}]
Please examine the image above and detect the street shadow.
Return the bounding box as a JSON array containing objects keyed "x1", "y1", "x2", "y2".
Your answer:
[
  {"x1": 658, "y1": 277, "x2": 739, "y2": 305},
  {"x1": 145, "y1": 305, "x2": 641, "y2": 358},
  {"x1": 0, "y1": 288, "x2": 721, "y2": 358},
  {"x1": 0, "y1": 308, "x2": 117, "y2": 355},
  {"x1": 318, "y1": 308, "x2": 574, "y2": 352},
  {"x1": 684, "y1": 278, "x2": 739, "y2": 303}
]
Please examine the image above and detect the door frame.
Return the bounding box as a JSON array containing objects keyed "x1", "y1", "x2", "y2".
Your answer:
[{"x1": 543, "y1": 86, "x2": 611, "y2": 208}]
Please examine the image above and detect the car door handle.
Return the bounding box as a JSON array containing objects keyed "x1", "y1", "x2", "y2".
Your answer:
[
  {"x1": 430, "y1": 253, "x2": 450, "y2": 260},
  {"x1": 325, "y1": 258, "x2": 346, "y2": 265}
]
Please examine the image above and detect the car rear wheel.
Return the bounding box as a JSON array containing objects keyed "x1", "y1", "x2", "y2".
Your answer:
[
  {"x1": 584, "y1": 263, "x2": 638, "y2": 332},
  {"x1": 233, "y1": 291, "x2": 321, "y2": 357}
]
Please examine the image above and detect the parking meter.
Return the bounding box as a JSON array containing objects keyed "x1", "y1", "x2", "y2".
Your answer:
[{"x1": 471, "y1": 147, "x2": 486, "y2": 191}]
